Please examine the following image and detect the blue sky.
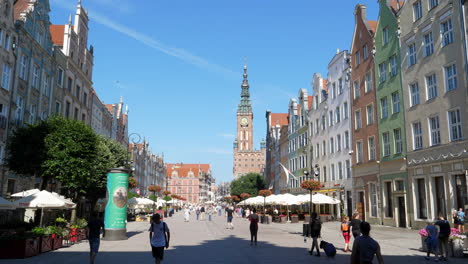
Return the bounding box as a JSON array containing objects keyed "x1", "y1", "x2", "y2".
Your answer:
[{"x1": 49, "y1": 0, "x2": 379, "y2": 183}]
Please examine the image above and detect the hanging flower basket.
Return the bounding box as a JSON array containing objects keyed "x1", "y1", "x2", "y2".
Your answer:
[
  {"x1": 162, "y1": 190, "x2": 171, "y2": 196},
  {"x1": 148, "y1": 185, "x2": 162, "y2": 193},
  {"x1": 258, "y1": 190, "x2": 272, "y2": 197},
  {"x1": 301, "y1": 180, "x2": 321, "y2": 191},
  {"x1": 240, "y1": 193, "x2": 251, "y2": 200}
]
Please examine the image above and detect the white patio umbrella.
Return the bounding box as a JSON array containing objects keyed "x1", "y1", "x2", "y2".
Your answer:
[
  {"x1": 312, "y1": 193, "x2": 340, "y2": 204},
  {"x1": 13, "y1": 190, "x2": 76, "y2": 226},
  {"x1": 0, "y1": 196, "x2": 15, "y2": 210},
  {"x1": 11, "y1": 189, "x2": 40, "y2": 198}
]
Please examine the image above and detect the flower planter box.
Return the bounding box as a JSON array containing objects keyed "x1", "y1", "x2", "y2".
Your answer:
[
  {"x1": 40, "y1": 235, "x2": 53, "y2": 253},
  {"x1": 449, "y1": 239, "x2": 464, "y2": 257},
  {"x1": 420, "y1": 236, "x2": 427, "y2": 252},
  {"x1": 280, "y1": 216, "x2": 287, "y2": 223},
  {"x1": 304, "y1": 215, "x2": 310, "y2": 223},
  {"x1": 0, "y1": 238, "x2": 40, "y2": 259},
  {"x1": 52, "y1": 236, "x2": 63, "y2": 250},
  {"x1": 291, "y1": 216, "x2": 299, "y2": 223},
  {"x1": 77, "y1": 229, "x2": 87, "y2": 241},
  {"x1": 69, "y1": 228, "x2": 78, "y2": 243}
]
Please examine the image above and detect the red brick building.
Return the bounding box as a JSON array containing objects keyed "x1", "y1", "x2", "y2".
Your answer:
[{"x1": 167, "y1": 163, "x2": 212, "y2": 203}]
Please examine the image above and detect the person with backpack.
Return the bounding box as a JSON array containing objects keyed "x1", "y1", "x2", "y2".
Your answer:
[
  {"x1": 149, "y1": 214, "x2": 170, "y2": 264},
  {"x1": 155, "y1": 207, "x2": 165, "y2": 221},
  {"x1": 351, "y1": 222, "x2": 384, "y2": 264},
  {"x1": 309, "y1": 212, "x2": 322, "y2": 257},
  {"x1": 341, "y1": 216, "x2": 351, "y2": 252},
  {"x1": 458, "y1": 208, "x2": 465, "y2": 233},
  {"x1": 435, "y1": 215, "x2": 451, "y2": 261},
  {"x1": 424, "y1": 221, "x2": 439, "y2": 261}
]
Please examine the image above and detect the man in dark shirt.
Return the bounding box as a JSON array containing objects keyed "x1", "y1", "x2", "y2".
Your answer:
[
  {"x1": 87, "y1": 212, "x2": 105, "y2": 264},
  {"x1": 351, "y1": 221, "x2": 384, "y2": 264},
  {"x1": 349, "y1": 213, "x2": 362, "y2": 239},
  {"x1": 226, "y1": 206, "x2": 234, "y2": 229},
  {"x1": 435, "y1": 216, "x2": 451, "y2": 261}
]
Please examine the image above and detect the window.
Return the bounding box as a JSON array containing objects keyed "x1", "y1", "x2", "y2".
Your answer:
[
  {"x1": 413, "y1": 0, "x2": 422, "y2": 21},
  {"x1": 385, "y1": 182, "x2": 393, "y2": 218},
  {"x1": 322, "y1": 141, "x2": 326, "y2": 156},
  {"x1": 356, "y1": 141, "x2": 363, "y2": 164},
  {"x1": 365, "y1": 71, "x2": 373, "y2": 92},
  {"x1": 1, "y1": 64, "x2": 11, "y2": 90},
  {"x1": 370, "y1": 183, "x2": 378, "y2": 217},
  {"x1": 407, "y1": 43, "x2": 417, "y2": 67},
  {"x1": 15, "y1": 96, "x2": 23, "y2": 121},
  {"x1": 43, "y1": 74, "x2": 50, "y2": 96},
  {"x1": 343, "y1": 102, "x2": 349, "y2": 119},
  {"x1": 83, "y1": 92, "x2": 88, "y2": 106},
  {"x1": 412, "y1": 122, "x2": 423, "y2": 150},
  {"x1": 366, "y1": 105, "x2": 373, "y2": 125},
  {"x1": 338, "y1": 162, "x2": 343, "y2": 179},
  {"x1": 410, "y1": 82, "x2": 420, "y2": 106},
  {"x1": 429, "y1": 116, "x2": 441, "y2": 146},
  {"x1": 355, "y1": 110, "x2": 362, "y2": 130},
  {"x1": 322, "y1": 166, "x2": 327, "y2": 182},
  {"x1": 353, "y1": 80, "x2": 360, "y2": 99},
  {"x1": 395, "y1": 180, "x2": 404, "y2": 191},
  {"x1": 356, "y1": 51, "x2": 361, "y2": 66},
  {"x1": 19, "y1": 55, "x2": 28, "y2": 80},
  {"x1": 381, "y1": 97, "x2": 388, "y2": 119},
  {"x1": 383, "y1": 27, "x2": 389, "y2": 44},
  {"x1": 417, "y1": 178, "x2": 427, "y2": 219},
  {"x1": 394, "y1": 129, "x2": 403, "y2": 154},
  {"x1": 382, "y1": 132, "x2": 390, "y2": 157},
  {"x1": 67, "y1": 77, "x2": 73, "y2": 91},
  {"x1": 426, "y1": 74, "x2": 437, "y2": 100},
  {"x1": 3, "y1": 34, "x2": 10, "y2": 51},
  {"x1": 448, "y1": 109, "x2": 462, "y2": 141},
  {"x1": 379, "y1": 63, "x2": 386, "y2": 83},
  {"x1": 423, "y1": 32, "x2": 434, "y2": 57},
  {"x1": 329, "y1": 110, "x2": 334, "y2": 127},
  {"x1": 55, "y1": 102, "x2": 61, "y2": 114},
  {"x1": 32, "y1": 65, "x2": 40, "y2": 89},
  {"x1": 82, "y1": 114, "x2": 86, "y2": 122},
  {"x1": 76, "y1": 85, "x2": 81, "y2": 99},
  {"x1": 368, "y1": 136, "x2": 376, "y2": 161},
  {"x1": 332, "y1": 83, "x2": 336, "y2": 99},
  {"x1": 0, "y1": 29, "x2": 2, "y2": 44},
  {"x1": 390, "y1": 55, "x2": 398, "y2": 76},
  {"x1": 65, "y1": 101, "x2": 71, "y2": 118},
  {"x1": 335, "y1": 106, "x2": 341, "y2": 123},
  {"x1": 321, "y1": 115, "x2": 326, "y2": 130},
  {"x1": 57, "y1": 68, "x2": 64, "y2": 86},
  {"x1": 345, "y1": 160, "x2": 351, "y2": 178},
  {"x1": 441, "y1": 19, "x2": 453, "y2": 47},
  {"x1": 429, "y1": 0, "x2": 438, "y2": 9},
  {"x1": 74, "y1": 107, "x2": 79, "y2": 120},
  {"x1": 316, "y1": 144, "x2": 319, "y2": 158},
  {"x1": 344, "y1": 131, "x2": 350, "y2": 149},
  {"x1": 337, "y1": 134, "x2": 342, "y2": 152},
  {"x1": 363, "y1": 45, "x2": 369, "y2": 60},
  {"x1": 445, "y1": 64, "x2": 457, "y2": 91},
  {"x1": 29, "y1": 104, "x2": 36, "y2": 124},
  {"x1": 391, "y1": 92, "x2": 400, "y2": 114},
  {"x1": 315, "y1": 119, "x2": 319, "y2": 134},
  {"x1": 338, "y1": 78, "x2": 343, "y2": 94},
  {"x1": 330, "y1": 138, "x2": 334, "y2": 154}
]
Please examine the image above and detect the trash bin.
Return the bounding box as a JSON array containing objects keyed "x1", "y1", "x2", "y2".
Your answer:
[{"x1": 303, "y1": 223, "x2": 310, "y2": 237}]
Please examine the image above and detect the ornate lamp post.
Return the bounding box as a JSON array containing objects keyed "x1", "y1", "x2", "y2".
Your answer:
[
  {"x1": 148, "y1": 185, "x2": 162, "y2": 212},
  {"x1": 301, "y1": 165, "x2": 321, "y2": 218}
]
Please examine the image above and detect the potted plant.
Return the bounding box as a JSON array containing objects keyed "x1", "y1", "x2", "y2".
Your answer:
[
  {"x1": 55, "y1": 217, "x2": 67, "y2": 228},
  {"x1": 291, "y1": 214, "x2": 299, "y2": 223},
  {"x1": 448, "y1": 228, "x2": 466, "y2": 257},
  {"x1": 76, "y1": 218, "x2": 88, "y2": 241},
  {"x1": 0, "y1": 232, "x2": 40, "y2": 259},
  {"x1": 279, "y1": 214, "x2": 287, "y2": 223},
  {"x1": 52, "y1": 227, "x2": 65, "y2": 250},
  {"x1": 418, "y1": 228, "x2": 428, "y2": 252},
  {"x1": 69, "y1": 225, "x2": 79, "y2": 243}
]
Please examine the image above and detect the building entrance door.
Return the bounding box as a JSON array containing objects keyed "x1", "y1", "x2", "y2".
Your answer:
[
  {"x1": 397, "y1": 196, "x2": 406, "y2": 228},
  {"x1": 434, "y1": 176, "x2": 446, "y2": 219},
  {"x1": 358, "y1": 191, "x2": 365, "y2": 221},
  {"x1": 347, "y1": 191, "x2": 353, "y2": 217}
]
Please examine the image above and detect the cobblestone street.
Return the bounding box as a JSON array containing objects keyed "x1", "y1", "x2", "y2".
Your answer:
[{"x1": 2, "y1": 212, "x2": 466, "y2": 264}]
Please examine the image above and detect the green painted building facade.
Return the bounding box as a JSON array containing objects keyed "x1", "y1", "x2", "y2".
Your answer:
[{"x1": 374, "y1": 0, "x2": 409, "y2": 228}]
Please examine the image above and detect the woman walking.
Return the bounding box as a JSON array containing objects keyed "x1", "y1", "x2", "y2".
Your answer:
[
  {"x1": 424, "y1": 221, "x2": 439, "y2": 261},
  {"x1": 349, "y1": 213, "x2": 362, "y2": 239},
  {"x1": 452, "y1": 210, "x2": 459, "y2": 230},
  {"x1": 309, "y1": 212, "x2": 322, "y2": 257},
  {"x1": 248, "y1": 208, "x2": 259, "y2": 245},
  {"x1": 341, "y1": 216, "x2": 351, "y2": 252}
]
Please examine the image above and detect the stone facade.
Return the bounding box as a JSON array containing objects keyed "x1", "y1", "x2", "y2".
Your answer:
[
  {"x1": 233, "y1": 63, "x2": 266, "y2": 179},
  {"x1": 350, "y1": 4, "x2": 380, "y2": 224},
  {"x1": 399, "y1": 0, "x2": 468, "y2": 229},
  {"x1": 130, "y1": 142, "x2": 166, "y2": 197}
]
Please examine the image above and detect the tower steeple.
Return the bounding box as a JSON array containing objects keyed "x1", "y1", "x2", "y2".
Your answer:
[{"x1": 238, "y1": 58, "x2": 252, "y2": 113}]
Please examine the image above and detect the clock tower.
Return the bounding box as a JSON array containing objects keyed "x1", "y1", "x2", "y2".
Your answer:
[{"x1": 233, "y1": 61, "x2": 266, "y2": 180}]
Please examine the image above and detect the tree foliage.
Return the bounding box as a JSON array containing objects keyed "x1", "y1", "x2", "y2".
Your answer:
[{"x1": 230, "y1": 173, "x2": 265, "y2": 197}]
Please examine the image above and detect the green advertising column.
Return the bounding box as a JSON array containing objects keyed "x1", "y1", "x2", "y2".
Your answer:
[{"x1": 103, "y1": 168, "x2": 129, "y2": 241}]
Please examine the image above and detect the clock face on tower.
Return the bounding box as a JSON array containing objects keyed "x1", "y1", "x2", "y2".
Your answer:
[{"x1": 240, "y1": 117, "x2": 248, "y2": 126}]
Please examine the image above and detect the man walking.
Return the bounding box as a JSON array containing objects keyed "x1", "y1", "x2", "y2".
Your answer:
[
  {"x1": 435, "y1": 215, "x2": 450, "y2": 261},
  {"x1": 200, "y1": 206, "x2": 206, "y2": 221},
  {"x1": 87, "y1": 212, "x2": 105, "y2": 264},
  {"x1": 351, "y1": 221, "x2": 384, "y2": 264},
  {"x1": 149, "y1": 214, "x2": 170, "y2": 264},
  {"x1": 226, "y1": 206, "x2": 234, "y2": 229}
]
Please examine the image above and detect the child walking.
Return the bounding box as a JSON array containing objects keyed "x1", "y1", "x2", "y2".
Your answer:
[{"x1": 341, "y1": 216, "x2": 351, "y2": 252}]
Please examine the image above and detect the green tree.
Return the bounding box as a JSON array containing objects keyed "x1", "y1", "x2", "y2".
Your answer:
[{"x1": 230, "y1": 173, "x2": 265, "y2": 197}]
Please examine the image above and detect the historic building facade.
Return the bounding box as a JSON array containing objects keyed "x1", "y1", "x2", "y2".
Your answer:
[
  {"x1": 130, "y1": 141, "x2": 166, "y2": 197},
  {"x1": 350, "y1": 4, "x2": 380, "y2": 224},
  {"x1": 265, "y1": 111, "x2": 288, "y2": 193},
  {"x1": 400, "y1": 0, "x2": 468, "y2": 229},
  {"x1": 167, "y1": 163, "x2": 213, "y2": 203},
  {"x1": 374, "y1": 0, "x2": 408, "y2": 228},
  {"x1": 233, "y1": 63, "x2": 266, "y2": 180}
]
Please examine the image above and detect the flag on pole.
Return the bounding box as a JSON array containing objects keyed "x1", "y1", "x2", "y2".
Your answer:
[{"x1": 279, "y1": 163, "x2": 297, "y2": 184}]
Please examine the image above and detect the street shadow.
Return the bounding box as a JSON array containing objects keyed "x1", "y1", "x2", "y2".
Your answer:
[{"x1": 126, "y1": 231, "x2": 142, "y2": 238}]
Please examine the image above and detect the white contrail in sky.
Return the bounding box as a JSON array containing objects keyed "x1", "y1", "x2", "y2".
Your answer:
[{"x1": 51, "y1": 0, "x2": 236, "y2": 76}]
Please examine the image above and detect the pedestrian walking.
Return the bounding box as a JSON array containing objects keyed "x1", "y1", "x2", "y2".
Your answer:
[
  {"x1": 155, "y1": 207, "x2": 165, "y2": 220},
  {"x1": 217, "y1": 205, "x2": 222, "y2": 216},
  {"x1": 184, "y1": 207, "x2": 190, "y2": 222},
  {"x1": 248, "y1": 208, "x2": 259, "y2": 246},
  {"x1": 149, "y1": 214, "x2": 170, "y2": 264},
  {"x1": 195, "y1": 207, "x2": 200, "y2": 220},
  {"x1": 457, "y1": 208, "x2": 465, "y2": 233},
  {"x1": 200, "y1": 206, "x2": 206, "y2": 221},
  {"x1": 245, "y1": 208, "x2": 250, "y2": 218},
  {"x1": 452, "y1": 210, "x2": 459, "y2": 230},
  {"x1": 341, "y1": 216, "x2": 351, "y2": 252},
  {"x1": 87, "y1": 212, "x2": 105, "y2": 264},
  {"x1": 424, "y1": 221, "x2": 439, "y2": 261},
  {"x1": 350, "y1": 221, "x2": 384, "y2": 264},
  {"x1": 349, "y1": 213, "x2": 362, "y2": 239},
  {"x1": 208, "y1": 206, "x2": 213, "y2": 221},
  {"x1": 226, "y1": 206, "x2": 234, "y2": 229},
  {"x1": 435, "y1": 215, "x2": 450, "y2": 261},
  {"x1": 309, "y1": 212, "x2": 322, "y2": 257}
]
